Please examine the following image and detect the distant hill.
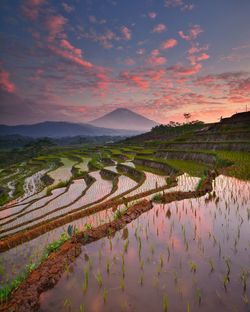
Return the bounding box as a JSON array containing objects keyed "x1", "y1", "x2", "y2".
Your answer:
[
  {"x1": 0, "y1": 121, "x2": 141, "y2": 138},
  {"x1": 121, "y1": 111, "x2": 250, "y2": 146},
  {"x1": 90, "y1": 108, "x2": 158, "y2": 131}
]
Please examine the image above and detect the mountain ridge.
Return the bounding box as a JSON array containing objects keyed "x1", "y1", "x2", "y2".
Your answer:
[
  {"x1": 90, "y1": 108, "x2": 158, "y2": 131},
  {"x1": 0, "y1": 121, "x2": 141, "y2": 138}
]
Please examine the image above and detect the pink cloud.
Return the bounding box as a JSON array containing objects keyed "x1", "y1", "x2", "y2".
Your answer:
[
  {"x1": 170, "y1": 63, "x2": 202, "y2": 76},
  {"x1": 188, "y1": 53, "x2": 210, "y2": 65},
  {"x1": 46, "y1": 15, "x2": 67, "y2": 42},
  {"x1": 161, "y1": 38, "x2": 178, "y2": 49},
  {"x1": 120, "y1": 26, "x2": 132, "y2": 40},
  {"x1": 147, "y1": 49, "x2": 167, "y2": 65},
  {"x1": 62, "y1": 2, "x2": 74, "y2": 13},
  {"x1": 178, "y1": 25, "x2": 203, "y2": 41},
  {"x1": 124, "y1": 58, "x2": 136, "y2": 66},
  {"x1": 165, "y1": 0, "x2": 195, "y2": 11},
  {"x1": 152, "y1": 24, "x2": 167, "y2": 33},
  {"x1": 0, "y1": 67, "x2": 15, "y2": 93},
  {"x1": 89, "y1": 15, "x2": 106, "y2": 24},
  {"x1": 22, "y1": 0, "x2": 45, "y2": 21},
  {"x1": 188, "y1": 44, "x2": 209, "y2": 55},
  {"x1": 48, "y1": 45, "x2": 93, "y2": 69},
  {"x1": 60, "y1": 39, "x2": 82, "y2": 57},
  {"x1": 120, "y1": 72, "x2": 149, "y2": 89},
  {"x1": 148, "y1": 12, "x2": 157, "y2": 19},
  {"x1": 148, "y1": 56, "x2": 167, "y2": 65}
]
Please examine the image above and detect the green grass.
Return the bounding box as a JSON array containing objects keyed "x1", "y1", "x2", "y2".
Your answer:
[
  {"x1": 163, "y1": 159, "x2": 208, "y2": 177},
  {"x1": 216, "y1": 151, "x2": 250, "y2": 180},
  {"x1": 0, "y1": 232, "x2": 70, "y2": 302},
  {"x1": 135, "y1": 155, "x2": 208, "y2": 177},
  {"x1": 0, "y1": 263, "x2": 37, "y2": 303}
]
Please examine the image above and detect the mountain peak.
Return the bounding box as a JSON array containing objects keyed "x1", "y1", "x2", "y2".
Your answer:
[{"x1": 89, "y1": 108, "x2": 158, "y2": 131}]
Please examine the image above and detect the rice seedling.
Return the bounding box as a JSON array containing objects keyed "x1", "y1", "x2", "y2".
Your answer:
[
  {"x1": 163, "y1": 294, "x2": 168, "y2": 312},
  {"x1": 123, "y1": 239, "x2": 129, "y2": 253},
  {"x1": 160, "y1": 255, "x2": 164, "y2": 268},
  {"x1": 240, "y1": 269, "x2": 249, "y2": 292},
  {"x1": 79, "y1": 304, "x2": 85, "y2": 312},
  {"x1": 189, "y1": 261, "x2": 197, "y2": 273},
  {"x1": 106, "y1": 259, "x2": 110, "y2": 275},
  {"x1": 120, "y1": 278, "x2": 125, "y2": 291},
  {"x1": 196, "y1": 288, "x2": 202, "y2": 305},
  {"x1": 82, "y1": 267, "x2": 89, "y2": 293},
  {"x1": 103, "y1": 288, "x2": 107, "y2": 303},
  {"x1": 121, "y1": 254, "x2": 125, "y2": 277},
  {"x1": 95, "y1": 271, "x2": 103, "y2": 288},
  {"x1": 63, "y1": 298, "x2": 71, "y2": 310},
  {"x1": 223, "y1": 274, "x2": 229, "y2": 291},
  {"x1": 208, "y1": 259, "x2": 214, "y2": 273},
  {"x1": 140, "y1": 260, "x2": 144, "y2": 271}
]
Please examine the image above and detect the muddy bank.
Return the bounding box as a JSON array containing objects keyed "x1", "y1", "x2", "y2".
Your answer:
[
  {"x1": 155, "y1": 172, "x2": 215, "y2": 204},
  {"x1": 100, "y1": 168, "x2": 118, "y2": 181},
  {"x1": 154, "y1": 150, "x2": 216, "y2": 165},
  {"x1": 99, "y1": 157, "x2": 115, "y2": 166},
  {"x1": 116, "y1": 163, "x2": 145, "y2": 182},
  {"x1": 133, "y1": 158, "x2": 178, "y2": 175},
  {"x1": 0, "y1": 172, "x2": 215, "y2": 311}
]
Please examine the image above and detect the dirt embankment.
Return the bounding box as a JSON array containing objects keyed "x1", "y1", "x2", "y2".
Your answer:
[
  {"x1": 133, "y1": 158, "x2": 178, "y2": 175},
  {"x1": 154, "y1": 150, "x2": 216, "y2": 165},
  {"x1": 0, "y1": 171, "x2": 216, "y2": 312},
  {"x1": 117, "y1": 163, "x2": 144, "y2": 182},
  {"x1": 100, "y1": 168, "x2": 118, "y2": 180},
  {"x1": 99, "y1": 157, "x2": 115, "y2": 166}
]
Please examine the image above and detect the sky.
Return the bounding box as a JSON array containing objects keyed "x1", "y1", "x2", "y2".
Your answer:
[{"x1": 0, "y1": 0, "x2": 250, "y2": 125}]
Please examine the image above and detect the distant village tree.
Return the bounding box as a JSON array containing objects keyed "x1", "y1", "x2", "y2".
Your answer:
[{"x1": 184, "y1": 113, "x2": 191, "y2": 124}]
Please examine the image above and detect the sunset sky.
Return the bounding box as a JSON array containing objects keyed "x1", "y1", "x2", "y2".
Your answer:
[{"x1": 0, "y1": 0, "x2": 250, "y2": 125}]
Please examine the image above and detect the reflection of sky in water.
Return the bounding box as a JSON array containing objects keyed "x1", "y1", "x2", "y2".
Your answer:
[
  {"x1": 38, "y1": 175, "x2": 250, "y2": 312},
  {"x1": 1, "y1": 174, "x2": 249, "y2": 312}
]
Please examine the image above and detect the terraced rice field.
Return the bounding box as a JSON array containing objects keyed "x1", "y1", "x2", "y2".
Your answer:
[
  {"x1": 48, "y1": 157, "x2": 76, "y2": 185},
  {"x1": 39, "y1": 175, "x2": 250, "y2": 312},
  {"x1": 0, "y1": 146, "x2": 249, "y2": 312},
  {"x1": 75, "y1": 157, "x2": 91, "y2": 172}
]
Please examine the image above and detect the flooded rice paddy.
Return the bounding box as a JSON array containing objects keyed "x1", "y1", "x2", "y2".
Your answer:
[{"x1": 37, "y1": 175, "x2": 250, "y2": 312}]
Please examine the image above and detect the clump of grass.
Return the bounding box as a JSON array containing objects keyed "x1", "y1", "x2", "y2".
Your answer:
[
  {"x1": 43, "y1": 232, "x2": 69, "y2": 259},
  {"x1": 165, "y1": 176, "x2": 177, "y2": 187},
  {"x1": 113, "y1": 207, "x2": 128, "y2": 220},
  {"x1": 0, "y1": 262, "x2": 37, "y2": 303},
  {"x1": 152, "y1": 193, "x2": 162, "y2": 203},
  {"x1": 46, "y1": 179, "x2": 71, "y2": 195}
]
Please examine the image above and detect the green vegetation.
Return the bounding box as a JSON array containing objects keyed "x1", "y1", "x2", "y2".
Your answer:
[
  {"x1": 216, "y1": 151, "x2": 250, "y2": 180},
  {"x1": 0, "y1": 263, "x2": 38, "y2": 303},
  {"x1": 164, "y1": 159, "x2": 208, "y2": 177}
]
